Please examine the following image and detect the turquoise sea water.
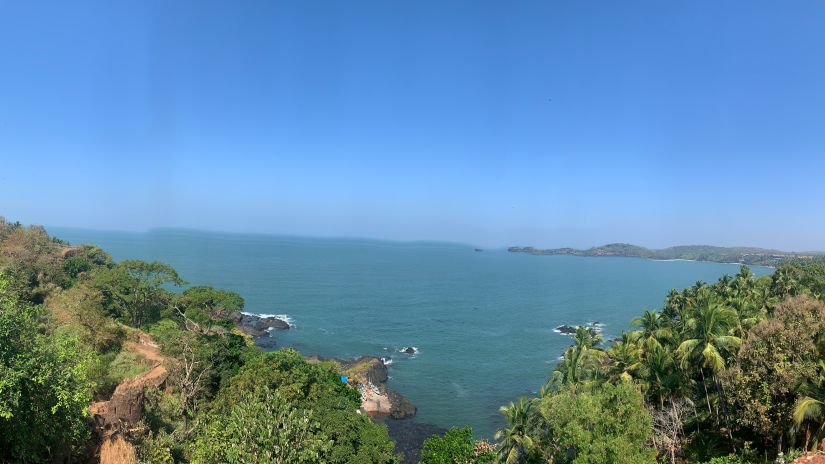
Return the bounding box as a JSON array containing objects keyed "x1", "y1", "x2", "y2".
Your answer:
[{"x1": 50, "y1": 228, "x2": 772, "y2": 438}]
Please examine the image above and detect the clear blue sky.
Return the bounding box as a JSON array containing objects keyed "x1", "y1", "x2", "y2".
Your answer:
[{"x1": 1, "y1": 1, "x2": 824, "y2": 250}]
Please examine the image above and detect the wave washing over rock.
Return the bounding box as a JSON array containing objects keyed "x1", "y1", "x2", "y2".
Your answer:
[
  {"x1": 553, "y1": 321, "x2": 605, "y2": 336},
  {"x1": 400, "y1": 346, "x2": 419, "y2": 355},
  {"x1": 210, "y1": 310, "x2": 292, "y2": 349}
]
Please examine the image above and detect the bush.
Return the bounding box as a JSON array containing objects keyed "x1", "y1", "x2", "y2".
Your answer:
[{"x1": 0, "y1": 276, "x2": 95, "y2": 462}]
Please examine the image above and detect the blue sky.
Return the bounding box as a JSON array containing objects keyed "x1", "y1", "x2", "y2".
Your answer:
[{"x1": 1, "y1": 1, "x2": 824, "y2": 250}]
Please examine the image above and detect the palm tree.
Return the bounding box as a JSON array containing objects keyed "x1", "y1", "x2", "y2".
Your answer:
[
  {"x1": 715, "y1": 274, "x2": 733, "y2": 299},
  {"x1": 793, "y1": 361, "x2": 825, "y2": 450},
  {"x1": 676, "y1": 293, "x2": 740, "y2": 423},
  {"x1": 772, "y1": 268, "x2": 800, "y2": 299},
  {"x1": 606, "y1": 332, "x2": 645, "y2": 383},
  {"x1": 552, "y1": 326, "x2": 605, "y2": 386},
  {"x1": 632, "y1": 310, "x2": 672, "y2": 350},
  {"x1": 495, "y1": 397, "x2": 536, "y2": 464}
]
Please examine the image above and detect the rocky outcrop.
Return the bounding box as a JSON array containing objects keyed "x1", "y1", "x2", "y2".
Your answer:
[
  {"x1": 90, "y1": 364, "x2": 168, "y2": 434},
  {"x1": 339, "y1": 356, "x2": 389, "y2": 385},
  {"x1": 387, "y1": 389, "x2": 417, "y2": 419},
  {"x1": 307, "y1": 355, "x2": 416, "y2": 420},
  {"x1": 232, "y1": 312, "x2": 290, "y2": 342}
]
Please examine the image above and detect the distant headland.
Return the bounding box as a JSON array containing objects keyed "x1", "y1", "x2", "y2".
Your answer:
[{"x1": 508, "y1": 243, "x2": 825, "y2": 266}]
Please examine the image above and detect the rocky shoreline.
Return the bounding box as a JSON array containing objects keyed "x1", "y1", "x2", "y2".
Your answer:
[
  {"x1": 213, "y1": 310, "x2": 291, "y2": 348},
  {"x1": 306, "y1": 355, "x2": 417, "y2": 420},
  {"x1": 242, "y1": 313, "x2": 440, "y2": 462}
]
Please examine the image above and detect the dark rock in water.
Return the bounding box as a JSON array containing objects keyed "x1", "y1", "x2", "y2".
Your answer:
[
  {"x1": 403, "y1": 347, "x2": 416, "y2": 354},
  {"x1": 235, "y1": 312, "x2": 290, "y2": 339},
  {"x1": 259, "y1": 316, "x2": 290, "y2": 330},
  {"x1": 388, "y1": 390, "x2": 416, "y2": 419},
  {"x1": 243, "y1": 325, "x2": 269, "y2": 338},
  {"x1": 555, "y1": 325, "x2": 577, "y2": 335},
  {"x1": 254, "y1": 334, "x2": 278, "y2": 349},
  {"x1": 382, "y1": 418, "x2": 446, "y2": 463}
]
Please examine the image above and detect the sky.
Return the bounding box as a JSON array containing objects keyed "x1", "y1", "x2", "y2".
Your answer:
[{"x1": 1, "y1": 1, "x2": 824, "y2": 250}]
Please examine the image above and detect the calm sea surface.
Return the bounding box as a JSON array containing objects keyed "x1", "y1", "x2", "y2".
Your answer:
[{"x1": 50, "y1": 228, "x2": 772, "y2": 438}]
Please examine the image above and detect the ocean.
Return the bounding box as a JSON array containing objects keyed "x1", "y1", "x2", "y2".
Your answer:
[{"x1": 50, "y1": 227, "x2": 772, "y2": 438}]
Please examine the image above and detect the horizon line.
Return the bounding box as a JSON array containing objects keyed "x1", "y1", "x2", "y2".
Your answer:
[{"x1": 37, "y1": 222, "x2": 824, "y2": 255}]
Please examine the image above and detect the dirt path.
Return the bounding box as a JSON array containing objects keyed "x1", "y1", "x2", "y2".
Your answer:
[
  {"x1": 123, "y1": 335, "x2": 164, "y2": 365},
  {"x1": 92, "y1": 330, "x2": 169, "y2": 464}
]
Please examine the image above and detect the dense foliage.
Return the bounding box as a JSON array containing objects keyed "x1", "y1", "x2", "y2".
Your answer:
[
  {"x1": 420, "y1": 427, "x2": 495, "y2": 464},
  {"x1": 0, "y1": 218, "x2": 398, "y2": 463},
  {"x1": 490, "y1": 262, "x2": 825, "y2": 463},
  {"x1": 0, "y1": 275, "x2": 94, "y2": 463}
]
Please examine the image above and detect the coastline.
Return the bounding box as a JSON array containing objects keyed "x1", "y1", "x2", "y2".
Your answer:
[
  {"x1": 242, "y1": 313, "x2": 431, "y2": 461},
  {"x1": 508, "y1": 243, "x2": 817, "y2": 267}
]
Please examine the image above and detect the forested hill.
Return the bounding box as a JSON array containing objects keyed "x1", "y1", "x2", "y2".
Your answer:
[{"x1": 508, "y1": 243, "x2": 824, "y2": 266}]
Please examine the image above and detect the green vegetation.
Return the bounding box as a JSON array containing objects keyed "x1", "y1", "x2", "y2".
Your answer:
[
  {"x1": 420, "y1": 427, "x2": 495, "y2": 464},
  {"x1": 0, "y1": 218, "x2": 398, "y2": 463},
  {"x1": 0, "y1": 276, "x2": 95, "y2": 463},
  {"x1": 509, "y1": 243, "x2": 825, "y2": 266},
  {"x1": 485, "y1": 259, "x2": 825, "y2": 463}
]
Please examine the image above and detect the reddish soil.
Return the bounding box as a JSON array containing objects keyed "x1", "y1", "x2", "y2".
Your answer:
[
  {"x1": 90, "y1": 331, "x2": 168, "y2": 463},
  {"x1": 793, "y1": 452, "x2": 825, "y2": 464}
]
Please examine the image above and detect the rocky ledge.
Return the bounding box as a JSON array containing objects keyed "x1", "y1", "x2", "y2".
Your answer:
[
  {"x1": 212, "y1": 309, "x2": 290, "y2": 348},
  {"x1": 307, "y1": 355, "x2": 417, "y2": 420}
]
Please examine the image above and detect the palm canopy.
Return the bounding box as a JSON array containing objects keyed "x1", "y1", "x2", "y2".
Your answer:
[
  {"x1": 495, "y1": 397, "x2": 536, "y2": 464},
  {"x1": 793, "y1": 361, "x2": 825, "y2": 445},
  {"x1": 552, "y1": 326, "x2": 605, "y2": 386},
  {"x1": 676, "y1": 296, "x2": 740, "y2": 372},
  {"x1": 632, "y1": 309, "x2": 672, "y2": 350},
  {"x1": 606, "y1": 333, "x2": 645, "y2": 383}
]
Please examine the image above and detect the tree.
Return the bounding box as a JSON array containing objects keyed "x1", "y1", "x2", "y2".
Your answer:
[
  {"x1": 676, "y1": 291, "x2": 740, "y2": 419},
  {"x1": 495, "y1": 397, "x2": 538, "y2": 464},
  {"x1": 420, "y1": 427, "x2": 495, "y2": 464},
  {"x1": 725, "y1": 295, "x2": 825, "y2": 453},
  {"x1": 0, "y1": 225, "x2": 65, "y2": 303},
  {"x1": 605, "y1": 332, "x2": 645, "y2": 383},
  {"x1": 45, "y1": 283, "x2": 124, "y2": 353},
  {"x1": 207, "y1": 349, "x2": 398, "y2": 463},
  {"x1": 644, "y1": 344, "x2": 686, "y2": 409},
  {"x1": 0, "y1": 274, "x2": 94, "y2": 463},
  {"x1": 535, "y1": 382, "x2": 657, "y2": 464},
  {"x1": 650, "y1": 398, "x2": 693, "y2": 464},
  {"x1": 793, "y1": 362, "x2": 825, "y2": 452},
  {"x1": 552, "y1": 327, "x2": 605, "y2": 386},
  {"x1": 632, "y1": 309, "x2": 672, "y2": 350},
  {"x1": 92, "y1": 260, "x2": 185, "y2": 326},
  {"x1": 191, "y1": 385, "x2": 332, "y2": 464},
  {"x1": 180, "y1": 285, "x2": 244, "y2": 314}
]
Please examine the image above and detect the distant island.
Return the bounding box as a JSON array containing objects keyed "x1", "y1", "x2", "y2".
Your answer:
[{"x1": 508, "y1": 243, "x2": 824, "y2": 266}]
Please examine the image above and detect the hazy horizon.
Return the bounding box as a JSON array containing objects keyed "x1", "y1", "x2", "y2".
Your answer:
[
  {"x1": 3, "y1": 1, "x2": 824, "y2": 251},
  {"x1": 36, "y1": 223, "x2": 822, "y2": 254}
]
